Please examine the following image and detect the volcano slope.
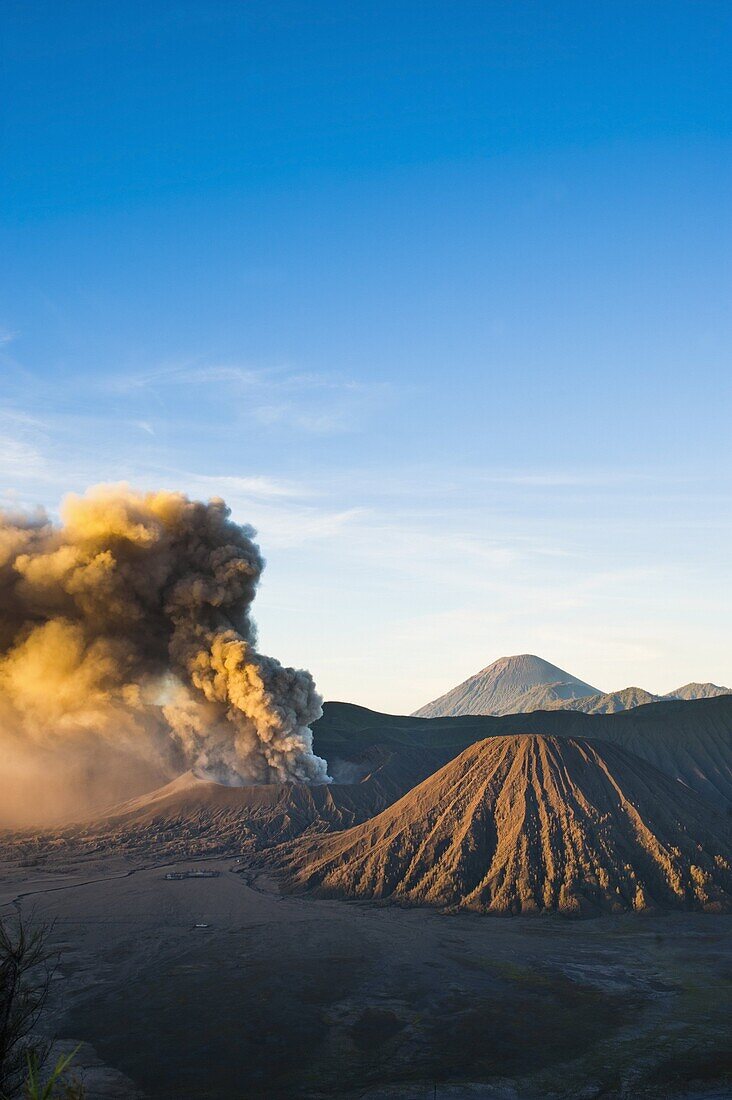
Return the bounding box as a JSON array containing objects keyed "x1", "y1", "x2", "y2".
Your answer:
[
  {"x1": 0, "y1": 741, "x2": 459, "y2": 862},
  {"x1": 91, "y1": 745, "x2": 444, "y2": 852},
  {"x1": 280, "y1": 735, "x2": 732, "y2": 916},
  {"x1": 413, "y1": 653, "x2": 598, "y2": 717}
]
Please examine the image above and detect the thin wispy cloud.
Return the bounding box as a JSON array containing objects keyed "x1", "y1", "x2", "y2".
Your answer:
[
  {"x1": 102, "y1": 362, "x2": 262, "y2": 394},
  {"x1": 103, "y1": 361, "x2": 387, "y2": 398},
  {"x1": 253, "y1": 403, "x2": 358, "y2": 435},
  {"x1": 0, "y1": 407, "x2": 49, "y2": 430},
  {"x1": 252, "y1": 505, "x2": 365, "y2": 548},
  {"x1": 477, "y1": 471, "x2": 658, "y2": 488},
  {"x1": 0, "y1": 434, "x2": 48, "y2": 477},
  {"x1": 190, "y1": 473, "x2": 313, "y2": 500},
  {"x1": 99, "y1": 360, "x2": 393, "y2": 436},
  {"x1": 192, "y1": 479, "x2": 363, "y2": 548}
]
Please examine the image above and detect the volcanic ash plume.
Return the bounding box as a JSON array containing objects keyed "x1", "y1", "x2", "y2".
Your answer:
[{"x1": 0, "y1": 485, "x2": 329, "y2": 823}]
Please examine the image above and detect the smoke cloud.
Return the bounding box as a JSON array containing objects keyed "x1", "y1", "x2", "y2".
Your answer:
[{"x1": 0, "y1": 485, "x2": 329, "y2": 825}]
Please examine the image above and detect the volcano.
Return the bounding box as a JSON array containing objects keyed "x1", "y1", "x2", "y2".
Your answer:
[
  {"x1": 281, "y1": 735, "x2": 732, "y2": 916},
  {"x1": 67, "y1": 741, "x2": 457, "y2": 855},
  {"x1": 413, "y1": 654, "x2": 598, "y2": 717}
]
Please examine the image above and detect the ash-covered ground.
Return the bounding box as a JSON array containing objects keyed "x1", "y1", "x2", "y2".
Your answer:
[{"x1": 1, "y1": 851, "x2": 730, "y2": 1100}]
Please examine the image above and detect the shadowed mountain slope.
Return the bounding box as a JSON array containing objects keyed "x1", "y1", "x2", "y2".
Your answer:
[
  {"x1": 282, "y1": 736, "x2": 732, "y2": 917},
  {"x1": 412, "y1": 654, "x2": 598, "y2": 718},
  {"x1": 314, "y1": 695, "x2": 732, "y2": 810}
]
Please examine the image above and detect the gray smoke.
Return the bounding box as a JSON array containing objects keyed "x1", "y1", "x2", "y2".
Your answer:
[{"x1": 0, "y1": 485, "x2": 329, "y2": 823}]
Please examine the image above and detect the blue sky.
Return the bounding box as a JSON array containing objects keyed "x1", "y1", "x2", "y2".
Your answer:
[{"x1": 1, "y1": 2, "x2": 731, "y2": 710}]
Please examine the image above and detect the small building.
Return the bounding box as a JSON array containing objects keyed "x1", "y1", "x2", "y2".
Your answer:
[{"x1": 164, "y1": 869, "x2": 221, "y2": 880}]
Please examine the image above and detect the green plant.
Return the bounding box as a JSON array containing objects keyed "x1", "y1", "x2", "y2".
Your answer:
[
  {"x1": 22, "y1": 1048, "x2": 83, "y2": 1100},
  {"x1": 0, "y1": 915, "x2": 58, "y2": 1098}
]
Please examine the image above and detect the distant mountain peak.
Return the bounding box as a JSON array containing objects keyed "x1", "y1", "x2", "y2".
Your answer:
[
  {"x1": 665, "y1": 682, "x2": 732, "y2": 701},
  {"x1": 558, "y1": 682, "x2": 732, "y2": 715},
  {"x1": 549, "y1": 686, "x2": 659, "y2": 715},
  {"x1": 413, "y1": 653, "x2": 598, "y2": 718}
]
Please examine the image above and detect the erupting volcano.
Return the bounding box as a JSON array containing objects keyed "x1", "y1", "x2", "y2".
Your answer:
[{"x1": 0, "y1": 484, "x2": 329, "y2": 825}]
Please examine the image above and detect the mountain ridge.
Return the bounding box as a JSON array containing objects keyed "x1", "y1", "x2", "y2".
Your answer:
[
  {"x1": 315, "y1": 695, "x2": 732, "y2": 809},
  {"x1": 414, "y1": 655, "x2": 730, "y2": 718}
]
